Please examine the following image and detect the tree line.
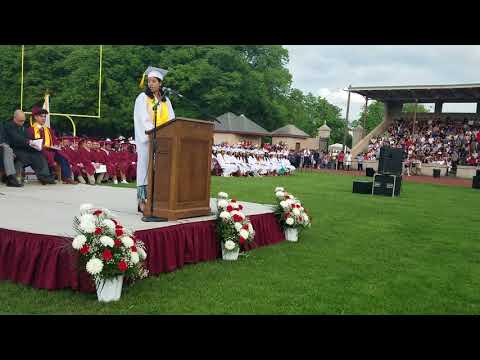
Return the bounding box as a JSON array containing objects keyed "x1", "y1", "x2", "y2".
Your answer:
[{"x1": 0, "y1": 45, "x2": 351, "y2": 145}]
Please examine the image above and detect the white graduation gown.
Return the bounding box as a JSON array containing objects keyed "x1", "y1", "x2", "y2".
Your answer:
[{"x1": 134, "y1": 92, "x2": 175, "y2": 187}]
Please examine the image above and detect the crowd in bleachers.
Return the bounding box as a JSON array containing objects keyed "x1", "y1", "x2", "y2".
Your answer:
[{"x1": 365, "y1": 117, "x2": 480, "y2": 174}]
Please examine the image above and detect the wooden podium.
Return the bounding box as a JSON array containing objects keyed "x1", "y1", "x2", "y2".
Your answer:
[{"x1": 143, "y1": 117, "x2": 214, "y2": 221}]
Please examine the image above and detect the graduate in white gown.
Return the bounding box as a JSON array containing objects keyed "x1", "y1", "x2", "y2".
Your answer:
[
  {"x1": 247, "y1": 151, "x2": 261, "y2": 176},
  {"x1": 134, "y1": 66, "x2": 175, "y2": 212},
  {"x1": 216, "y1": 149, "x2": 237, "y2": 177}
]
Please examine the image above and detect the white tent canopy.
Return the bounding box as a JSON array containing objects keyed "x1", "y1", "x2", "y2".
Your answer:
[{"x1": 328, "y1": 143, "x2": 350, "y2": 152}]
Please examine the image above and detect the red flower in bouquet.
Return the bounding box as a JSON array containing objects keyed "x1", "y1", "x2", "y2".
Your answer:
[
  {"x1": 284, "y1": 212, "x2": 290, "y2": 219},
  {"x1": 102, "y1": 249, "x2": 113, "y2": 261},
  {"x1": 242, "y1": 224, "x2": 249, "y2": 230},
  {"x1": 226, "y1": 205, "x2": 233, "y2": 212},
  {"x1": 239, "y1": 236, "x2": 246, "y2": 245},
  {"x1": 93, "y1": 210, "x2": 102, "y2": 216},
  {"x1": 131, "y1": 246, "x2": 137, "y2": 252},
  {"x1": 80, "y1": 244, "x2": 90, "y2": 254},
  {"x1": 115, "y1": 228, "x2": 124, "y2": 237},
  {"x1": 95, "y1": 227, "x2": 102, "y2": 235},
  {"x1": 118, "y1": 260, "x2": 128, "y2": 272},
  {"x1": 114, "y1": 239, "x2": 122, "y2": 248},
  {"x1": 238, "y1": 204, "x2": 243, "y2": 210},
  {"x1": 233, "y1": 214, "x2": 242, "y2": 223}
]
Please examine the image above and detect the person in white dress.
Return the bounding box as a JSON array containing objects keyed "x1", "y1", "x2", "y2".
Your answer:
[
  {"x1": 345, "y1": 151, "x2": 352, "y2": 171},
  {"x1": 134, "y1": 66, "x2": 175, "y2": 213}
]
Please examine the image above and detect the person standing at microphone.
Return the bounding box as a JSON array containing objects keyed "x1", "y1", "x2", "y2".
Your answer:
[{"x1": 134, "y1": 66, "x2": 175, "y2": 213}]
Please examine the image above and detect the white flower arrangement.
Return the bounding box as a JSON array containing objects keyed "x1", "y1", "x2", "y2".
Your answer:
[
  {"x1": 102, "y1": 219, "x2": 116, "y2": 232},
  {"x1": 215, "y1": 191, "x2": 255, "y2": 254},
  {"x1": 72, "y1": 204, "x2": 148, "y2": 283},
  {"x1": 273, "y1": 187, "x2": 312, "y2": 232},
  {"x1": 217, "y1": 199, "x2": 229, "y2": 209},
  {"x1": 99, "y1": 235, "x2": 114, "y2": 248},
  {"x1": 138, "y1": 247, "x2": 147, "y2": 261},
  {"x1": 275, "y1": 187, "x2": 284, "y2": 192},
  {"x1": 120, "y1": 236, "x2": 134, "y2": 248},
  {"x1": 86, "y1": 258, "x2": 104, "y2": 275},
  {"x1": 79, "y1": 220, "x2": 96, "y2": 234},
  {"x1": 79, "y1": 213, "x2": 96, "y2": 224},
  {"x1": 80, "y1": 203, "x2": 94, "y2": 215},
  {"x1": 219, "y1": 211, "x2": 231, "y2": 220},
  {"x1": 218, "y1": 192, "x2": 229, "y2": 199},
  {"x1": 130, "y1": 252, "x2": 140, "y2": 265},
  {"x1": 72, "y1": 235, "x2": 87, "y2": 250},
  {"x1": 224, "y1": 240, "x2": 236, "y2": 251}
]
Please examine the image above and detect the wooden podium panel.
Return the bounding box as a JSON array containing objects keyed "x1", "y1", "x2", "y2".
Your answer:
[{"x1": 144, "y1": 117, "x2": 214, "y2": 221}]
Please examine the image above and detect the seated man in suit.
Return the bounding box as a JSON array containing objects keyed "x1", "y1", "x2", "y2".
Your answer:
[
  {"x1": 26, "y1": 106, "x2": 76, "y2": 184},
  {"x1": 0, "y1": 120, "x2": 23, "y2": 187},
  {"x1": 3, "y1": 110, "x2": 55, "y2": 184}
]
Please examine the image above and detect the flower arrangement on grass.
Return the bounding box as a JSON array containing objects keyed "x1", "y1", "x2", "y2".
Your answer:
[
  {"x1": 273, "y1": 187, "x2": 311, "y2": 238},
  {"x1": 215, "y1": 192, "x2": 255, "y2": 259},
  {"x1": 72, "y1": 203, "x2": 148, "y2": 284}
]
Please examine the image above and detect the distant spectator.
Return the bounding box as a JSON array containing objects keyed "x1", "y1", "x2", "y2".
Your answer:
[{"x1": 356, "y1": 153, "x2": 364, "y2": 171}]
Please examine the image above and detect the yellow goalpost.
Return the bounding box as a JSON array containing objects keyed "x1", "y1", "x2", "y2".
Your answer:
[{"x1": 20, "y1": 45, "x2": 104, "y2": 137}]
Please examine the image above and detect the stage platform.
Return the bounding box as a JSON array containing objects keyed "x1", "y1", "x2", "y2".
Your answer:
[
  {"x1": 0, "y1": 184, "x2": 285, "y2": 293},
  {"x1": 0, "y1": 184, "x2": 276, "y2": 235}
]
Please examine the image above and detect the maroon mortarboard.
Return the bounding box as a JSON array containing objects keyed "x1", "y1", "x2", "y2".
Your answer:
[{"x1": 32, "y1": 106, "x2": 48, "y2": 117}]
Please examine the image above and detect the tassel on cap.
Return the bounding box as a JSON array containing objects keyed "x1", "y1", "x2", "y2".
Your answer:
[{"x1": 139, "y1": 73, "x2": 146, "y2": 89}]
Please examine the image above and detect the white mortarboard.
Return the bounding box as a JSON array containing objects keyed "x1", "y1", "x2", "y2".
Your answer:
[{"x1": 139, "y1": 66, "x2": 169, "y2": 88}]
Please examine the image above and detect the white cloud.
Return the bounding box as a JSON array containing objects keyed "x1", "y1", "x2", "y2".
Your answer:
[
  {"x1": 284, "y1": 45, "x2": 480, "y2": 121},
  {"x1": 316, "y1": 88, "x2": 365, "y2": 121}
]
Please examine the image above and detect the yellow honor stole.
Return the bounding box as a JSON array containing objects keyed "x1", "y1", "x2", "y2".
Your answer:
[
  {"x1": 149, "y1": 97, "x2": 170, "y2": 127},
  {"x1": 33, "y1": 123, "x2": 52, "y2": 147}
]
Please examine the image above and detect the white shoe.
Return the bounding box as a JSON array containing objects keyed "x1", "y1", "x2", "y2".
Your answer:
[
  {"x1": 121, "y1": 180, "x2": 128, "y2": 184},
  {"x1": 113, "y1": 179, "x2": 118, "y2": 184}
]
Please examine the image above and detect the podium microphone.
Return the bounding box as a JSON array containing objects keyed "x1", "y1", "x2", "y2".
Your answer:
[
  {"x1": 162, "y1": 86, "x2": 179, "y2": 97},
  {"x1": 161, "y1": 86, "x2": 221, "y2": 124}
]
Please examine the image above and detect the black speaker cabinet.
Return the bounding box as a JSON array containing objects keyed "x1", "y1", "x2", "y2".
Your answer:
[
  {"x1": 372, "y1": 174, "x2": 402, "y2": 197},
  {"x1": 353, "y1": 180, "x2": 373, "y2": 194},
  {"x1": 433, "y1": 169, "x2": 441, "y2": 178},
  {"x1": 476, "y1": 169, "x2": 480, "y2": 177},
  {"x1": 473, "y1": 176, "x2": 480, "y2": 189},
  {"x1": 366, "y1": 167, "x2": 375, "y2": 177},
  {"x1": 378, "y1": 146, "x2": 404, "y2": 175}
]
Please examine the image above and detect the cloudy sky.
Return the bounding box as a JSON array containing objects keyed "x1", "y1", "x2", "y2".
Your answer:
[{"x1": 284, "y1": 45, "x2": 480, "y2": 121}]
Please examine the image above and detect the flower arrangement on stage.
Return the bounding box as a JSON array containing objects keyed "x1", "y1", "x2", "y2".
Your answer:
[
  {"x1": 72, "y1": 204, "x2": 148, "y2": 287},
  {"x1": 273, "y1": 187, "x2": 311, "y2": 241},
  {"x1": 215, "y1": 192, "x2": 255, "y2": 260}
]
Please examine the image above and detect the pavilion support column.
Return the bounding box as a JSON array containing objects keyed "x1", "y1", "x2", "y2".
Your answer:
[
  {"x1": 477, "y1": 102, "x2": 480, "y2": 114},
  {"x1": 363, "y1": 97, "x2": 368, "y2": 130},
  {"x1": 412, "y1": 99, "x2": 418, "y2": 135},
  {"x1": 435, "y1": 101, "x2": 443, "y2": 114},
  {"x1": 344, "y1": 88, "x2": 351, "y2": 152}
]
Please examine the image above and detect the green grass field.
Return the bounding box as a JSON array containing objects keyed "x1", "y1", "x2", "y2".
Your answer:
[{"x1": 1, "y1": 171, "x2": 479, "y2": 314}]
